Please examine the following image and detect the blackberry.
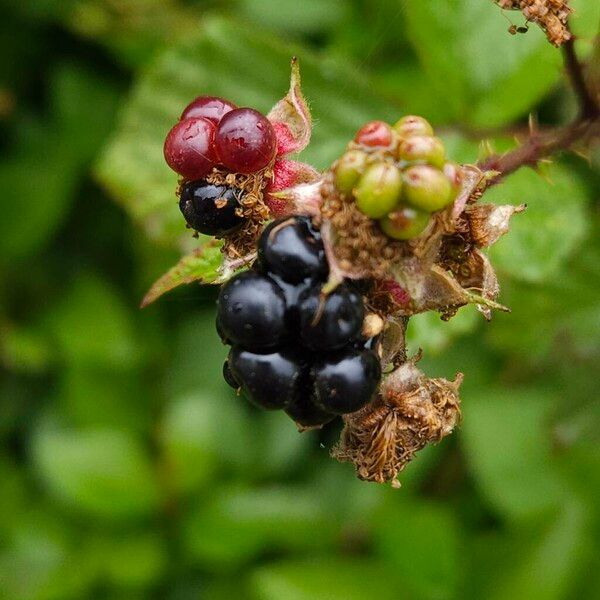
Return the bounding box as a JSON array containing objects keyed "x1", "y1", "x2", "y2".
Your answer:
[
  {"x1": 312, "y1": 347, "x2": 381, "y2": 415},
  {"x1": 218, "y1": 216, "x2": 383, "y2": 426},
  {"x1": 217, "y1": 271, "x2": 288, "y2": 351},
  {"x1": 228, "y1": 346, "x2": 303, "y2": 410},
  {"x1": 258, "y1": 216, "x2": 328, "y2": 284},
  {"x1": 179, "y1": 181, "x2": 244, "y2": 236},
  {"x1": 298, "y1": 283, "x2": 364, "y2": 350}
]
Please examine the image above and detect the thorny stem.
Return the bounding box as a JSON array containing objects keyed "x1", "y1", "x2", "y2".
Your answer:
[{"x1": 479, "y1": 24, "x2": 600, "y2": 184}]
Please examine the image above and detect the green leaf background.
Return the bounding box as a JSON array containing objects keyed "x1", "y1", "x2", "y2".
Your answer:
[{"x1": 1, "y1": 1, "x2": 599, "y2": 598}]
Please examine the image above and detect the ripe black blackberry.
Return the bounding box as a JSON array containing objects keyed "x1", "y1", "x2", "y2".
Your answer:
[
  {"x1": 217, "y1": 215, "x2": 382, "y2": 428},
  {"x1": 179, "y1": 181, "x2": 245, "y2": 236}
]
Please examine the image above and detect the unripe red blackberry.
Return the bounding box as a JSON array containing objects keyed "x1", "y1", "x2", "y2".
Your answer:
[
  {"x1": 355, "y1": 120, "x2": 394, "y2": 149},
  {"x1": 163, "y1": 117, "x2": 217, "y2": 180},
  {"x1": 181, "y1": 96, "x2": 237, "y2": 123},
  {"x1": 215, "y1": 108, "x2": 277, "y2": 173}
]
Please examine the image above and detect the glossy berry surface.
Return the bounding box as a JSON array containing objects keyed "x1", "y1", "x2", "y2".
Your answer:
[
  {"x1": 228, "y1": 346, "x2": 302, "y2": 410},
  {"x1": 354, "y1": 162, "x2": 403, "y2": 218},
  {"x1": 379, "y1": 205, "x2": 430, "y2": 240},
  {"x1": 181, "y1": 96, "x2": 237, "y2": 123},
  {"x1": 223, "y1": 359, "x2": 239, "y2": 389},
  {"x1": 393, "y1": 115, "x2": 434, "y2": 139},
  {"x1": 298, "y1": 284, "x2": 364, "y2": 350},
  {"x1": 398, "y1": 136, "x2": 445, "y2": 168},
  {"x1": 179, "y1": 181, "x2": 244, "y2": 236},
  {"x1": 334, "y1": 150, "x2": 367, "y2": 194},
  {"x1": 354, "y1": 121, "x2": 394, "y2": 148},
  {"x1": 217, "y1": 271, "x2": 287, "y2": 351},
  {"x1": 402, "y1": 165, "x2": 453, "y2": 213},
  {"x1": 164, "y1": 117, "x2": 217, "y2": 180},
  {"x1": 215, "y1": 108, "x2": 277, "y2": 173},
  {"x1": 312, "y1": 348, "x2": 381, "y2": 415},
  {"x1": 284, "y1": 392, "x2": 336, "y2": 428},
  {"x1": 258, "y1": 216, "x2": 328, "y2": 284}
]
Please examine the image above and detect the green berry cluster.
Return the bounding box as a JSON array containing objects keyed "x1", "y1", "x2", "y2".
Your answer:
[{"x1": 333, "y1": 116, "x2": 462, "y2": 240}]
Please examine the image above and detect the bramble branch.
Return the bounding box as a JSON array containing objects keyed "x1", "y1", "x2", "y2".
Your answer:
[{"x1": 479, "y1": 20, "x2": 600, "y2": 183}]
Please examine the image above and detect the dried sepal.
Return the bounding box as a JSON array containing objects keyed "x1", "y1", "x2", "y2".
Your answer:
[
  {"x1": 332, "y1": 359, "x2": 463, "y2": 487},
  {"x1": 467, "y1": 203, "x2": 526, "y2": 247},
  {"x1": 267, "y1": 57, "x2": 312, "y2": 156}
]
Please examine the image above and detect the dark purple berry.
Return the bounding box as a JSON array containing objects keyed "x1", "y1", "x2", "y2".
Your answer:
[
  {"x1": 181, "y1": 96, "x2": 237, "y2": 123},
  {"x1": 228, "y1": 346, "x2": 303, "y2": 410},
  {"x1": 215, "y1": 108, "x2": 277, "y2": 173},
  {"x1": 223, "y1": 359, "x2": 239, "y2": 389},
  {"x1": 298, "y1": 283, "x2": 364, "y2": 350},
  {"x1": 179, "y1": 181, "x2": 244, "y2": 236},
  {"x1": 164, "y1": 117, "x2": 217, "y2": 180},
  {"x1": 312, "y1": 348, "x2": 381, "y2": 415},
  {"x1": 217, "y1": 271, "x2": 287, "y2": 351},
  {"x1": 258, "y1": 216, "x2": 328, "y2": 284},
  {"x1": 284, "y1": 392, "x2": 336, "y2": 428}
]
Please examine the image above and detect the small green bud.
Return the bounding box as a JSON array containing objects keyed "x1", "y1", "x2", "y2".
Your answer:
[
  {"x1": 334, "y1": 150, "x2": 368, "y2": 194},
  {"x1": 354, "y1": 162, "x2": 403, "y2": 219},
  {"x1": 402, "y1": 165, "x2": 453, "y2": 213},
  {"x1": 398, "y1": 135, "x2": 445, "y2": 168},
  {"x1": 379, "y1": 206, "x2": 430, "y2": 240},
  {"x1": 393, "y1": 115, "x2": 434, "y2": 139}
]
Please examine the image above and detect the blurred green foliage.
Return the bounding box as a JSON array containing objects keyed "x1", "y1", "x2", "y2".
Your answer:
[{"x1": 1, "y1": 1, "x2": 599, "y2": 598}]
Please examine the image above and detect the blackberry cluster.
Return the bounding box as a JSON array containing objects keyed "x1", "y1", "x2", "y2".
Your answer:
[
  {"x1": 217, "y1": 216, "x2": 382, "y2": 427},
  {"x1": 334, "y1": 116, "x2": 463, "y2": 240},
  {"x1": 163, "y1": 95, "x2": 277, "y2": 237}
]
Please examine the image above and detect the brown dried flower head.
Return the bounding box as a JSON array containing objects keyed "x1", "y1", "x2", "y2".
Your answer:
[{"x1": 496, "y1": 0, "x2": 572, "y2": 47}]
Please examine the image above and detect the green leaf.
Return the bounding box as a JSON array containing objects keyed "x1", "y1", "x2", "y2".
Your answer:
[
  {"x1": 0, "y1": 64, "x2": 119, "y2": 261},
  {"x1": 33, "y1": 426, "x2": 161, "y2": 520},
  {"x1": 486, "y1": 500, "x2": 593, "y2": 600},
  {"x1": 404, "y1": 0, "x2": 563, "y2": 127},
  {"x1": 88, "y1": 533, "x2": 167, "y2": 589},
  {"x1": 96, "y1": 16, "x2": 399, "y2": 246},
  {"x1": 406, "y1": 306, "x2": 479, "y2": 356},
  {"x1": 461, "y1": 387, "x2": 571, "y2": 521},
  {"x1": 182, "y1": 486, "x2": 338, "y2": 570},
  {"x1": 141, "y1": 239, "x2": 224, "y2": 307},
  {"x1": 250, "y1": 559, "x2": 410, "y2": 600},
  {"x1": 44, "y1": 273, "x2": 141, "y2": 369},
  {"x1": 486, "y1": 164, "x2": 589, "y2": 283},
  {"x1": 374, "y1": 501, "x2": 461, "y2": 600}
]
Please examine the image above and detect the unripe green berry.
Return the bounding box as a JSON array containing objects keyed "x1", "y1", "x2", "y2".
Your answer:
[
  {"x1": 393, "y1": 115, "x2": 434, "y2": 139},
  {"x1": 398, "y1": 135, "x2": 445, "y2": 168},
  {"x1": 334, "y1": 150, "x2": 368, "y2": 194},
  {"x1": 443, "y1": 161, "x2": 463, "y2": 201},
  {"x1": 354, "y1": 162, "x2": 403, "y2": 219},
  {"x1": 402, "y1": 165, "x2": 453, "y2": 213},
  {"x1": 379, "y1": 206, "x2": 430, "y2": 240}
]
